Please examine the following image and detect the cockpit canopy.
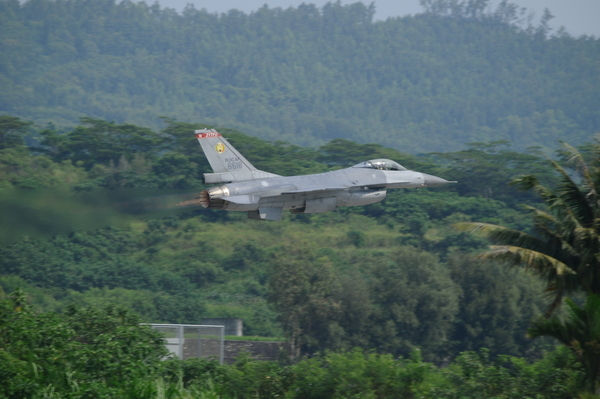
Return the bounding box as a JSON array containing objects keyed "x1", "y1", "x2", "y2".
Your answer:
[{"x1": 352, "y1": 159, "x2": 407, "y2": 171}]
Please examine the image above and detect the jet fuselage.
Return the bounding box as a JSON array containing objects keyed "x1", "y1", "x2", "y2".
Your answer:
[
  {"x1": 201, "y1": 167, "x2": 447, "y2": 213},
  {"x1": 180, "y1": 129, "x2": 455, "y2": 220}
]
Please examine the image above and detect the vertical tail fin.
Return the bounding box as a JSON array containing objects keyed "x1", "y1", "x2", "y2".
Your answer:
[{"x1": 195, "y1": 129, "x2": 257, "y2": 173}]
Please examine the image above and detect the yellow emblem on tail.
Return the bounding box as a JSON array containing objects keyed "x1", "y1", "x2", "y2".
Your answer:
[{"x1": 215, "y1": 142, "x2": 225, "y2": 154}]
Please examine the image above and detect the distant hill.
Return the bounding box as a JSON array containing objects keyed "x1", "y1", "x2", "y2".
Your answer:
[{"x1": 0, "y1": 0, "x2": 598, "y2": 152}]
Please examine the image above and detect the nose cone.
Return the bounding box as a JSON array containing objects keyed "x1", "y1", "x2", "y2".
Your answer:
[{"x1": 422, "y1": 173, "x2": 455, "y2": 187}]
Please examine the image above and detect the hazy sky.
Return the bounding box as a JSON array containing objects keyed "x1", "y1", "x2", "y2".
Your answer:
[{"x1": 155, "y1": 0, "x2": 600, "y2": 37}]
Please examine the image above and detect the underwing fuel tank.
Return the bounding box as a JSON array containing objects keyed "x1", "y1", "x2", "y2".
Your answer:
[
  {"x1": 290, "y1": 190, "x2": 386, "y2": 214},
  {"x1": 336, "y1": 190, "x2": 386, "y2": 207}
]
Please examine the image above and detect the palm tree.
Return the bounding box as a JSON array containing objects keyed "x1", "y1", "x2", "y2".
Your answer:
[
  {"x1": 455, "y1": 139, "x2": 600, "y2": 314},
  {"x1": 527, "y1": 294, "x2": 600, "y2": 394}
]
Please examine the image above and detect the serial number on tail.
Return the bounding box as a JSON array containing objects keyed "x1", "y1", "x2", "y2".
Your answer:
[{"x1": 226, "y1": 157, "x2": 243, "y2": 169}]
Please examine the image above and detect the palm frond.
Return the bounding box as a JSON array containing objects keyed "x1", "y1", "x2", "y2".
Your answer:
[
  {"x1": 454, "y1": 222, "x2": 556, "y2": 253},
  {"x1": 574, "y1": 227, "x2": 600, "y2": 252},
  {"x1": 512, "y1": 174, "x2": 559, "y2": 205},
  {"x1": 512, "y1": 174, "x2": 541, "y2": 191},
  {"x1": 542, "y1": 284, "x2": 568, "y2": 317},
  {"x1": 531, "y1": 295, "x2": 600, "y2": 355},
  {"x1": 462, "y1": 140, "x2": 600, "y2": 319},
  {"x1": 521, "y1": 204, "x2": 562, "y2": 239},
  {"x1": 479, "y1": 245, "x2": 575, "y2": 276},
  {"x1": 527, "y1": 314, "x2": 572, "y2": 343},
  {"x1": 519, "y1": 206, "x2": 585, "y2": 264},
  {"x1": 521, "y1": 204, "x2": 557, "y2": 224},
  {"x1": 559, "y1": 182, "x2": 594, "y2": 227},
  {"x1": 548, "y1": 158, "x2": 595, "y2": 226},
  {"x1": 560, "y1": 141, "x2": 593, "y2": 187}
]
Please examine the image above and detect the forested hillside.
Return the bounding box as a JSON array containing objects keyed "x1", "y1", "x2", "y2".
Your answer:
[
  {"x1": 0, "y1": 114, "x2": 568, "y2": 363},
  {"x1": 1, "y1": 0, "x2": 598, "y2": 152}
]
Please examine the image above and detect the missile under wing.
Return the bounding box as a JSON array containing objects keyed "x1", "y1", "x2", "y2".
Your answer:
[{"x1": 178, "y1": 129, "x2": 456, "y2": 220}]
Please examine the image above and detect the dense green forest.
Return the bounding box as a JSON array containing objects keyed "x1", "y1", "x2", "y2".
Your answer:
[
  {"x1": 0, "y1": 291, "x2": 585, "y2": 398},
  {"x1": 1, "y1": 0, "x2": 598, "y2": 152},
  {"x1": 2, "y1": 114, "x2": 599, "y2": 396},
  {"x1": 0, "y1": 114, "x2": 567, "y2": 358}
]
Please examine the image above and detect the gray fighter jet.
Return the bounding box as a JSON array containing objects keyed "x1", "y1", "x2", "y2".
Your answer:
[{"x1": 179, "y1": 129, "x2": 456, "y2": 220}]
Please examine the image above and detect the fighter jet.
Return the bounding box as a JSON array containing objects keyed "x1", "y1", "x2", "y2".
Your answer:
[{"x1": 178, "y1": 129, "x2": 456, "y2": 220}]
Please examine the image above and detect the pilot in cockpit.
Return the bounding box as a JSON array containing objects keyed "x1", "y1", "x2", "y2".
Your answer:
[{"x1": 352, "y1": 159, "x2": 407, "y2": 171}]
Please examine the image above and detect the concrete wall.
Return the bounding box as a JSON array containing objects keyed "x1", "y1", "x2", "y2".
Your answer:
[
  {"x1": 200, "y1": 318, "x2": 243, "y2": 336},
  {"x1": 223, "y1": 340, "x2": 289, "y2": 364},
  {"x1": 182, "y1": 338, "x2": 289, "y2": 364}
]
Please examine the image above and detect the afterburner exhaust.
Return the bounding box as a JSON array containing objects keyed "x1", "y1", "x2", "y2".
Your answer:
[
  {"x1": 199, "y1": 186, "x2": 230, "y2": 209},
  {"x1": 176, "y1": 185, "x2": 230, "y2": 209}
]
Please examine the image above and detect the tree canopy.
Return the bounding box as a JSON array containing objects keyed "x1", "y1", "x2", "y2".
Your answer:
[
  {"x1": 0, "y1": 114, "x2": 564, "y2": 362},
  {"x1": 0, "y1": 0, "x2": 598, "y2": 152}
]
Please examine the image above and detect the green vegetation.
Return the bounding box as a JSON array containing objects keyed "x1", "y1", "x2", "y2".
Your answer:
[
  {"x1": 528, "y1": 295, "x2": 600, "y2": 394},
  {"x1": 0, "y1": 290, "x2": 169, "y2": 398},
  {"x1": 457, "y1": 141, "x2": 600, "y2": 311},
  {"x1": 1, "y1": 0, "x2": 599, "y2": 394},
  {"x1": 0, "y1": 0, "x2": 598, "y2": 152},
  {"x1": 2, "y1": 113, "x2": 599, "y2": 395},
  {"x1": 457, "y1": 138, "x2": 600, "y2": 393},
  {"x1": 0, "y1": 291, "x2": 584, "y2": 398},
  {"x1": 1, "y1": 113, "x2": 559, "y2": 360}
]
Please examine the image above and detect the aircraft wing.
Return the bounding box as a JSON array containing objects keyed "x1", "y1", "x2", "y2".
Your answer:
[
  {"x1": 226, "y1": 183, "x2": 351, "y2": 201},
  {"x1": 224, "y1": 186, "x2": 350, "y2": 206}
]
